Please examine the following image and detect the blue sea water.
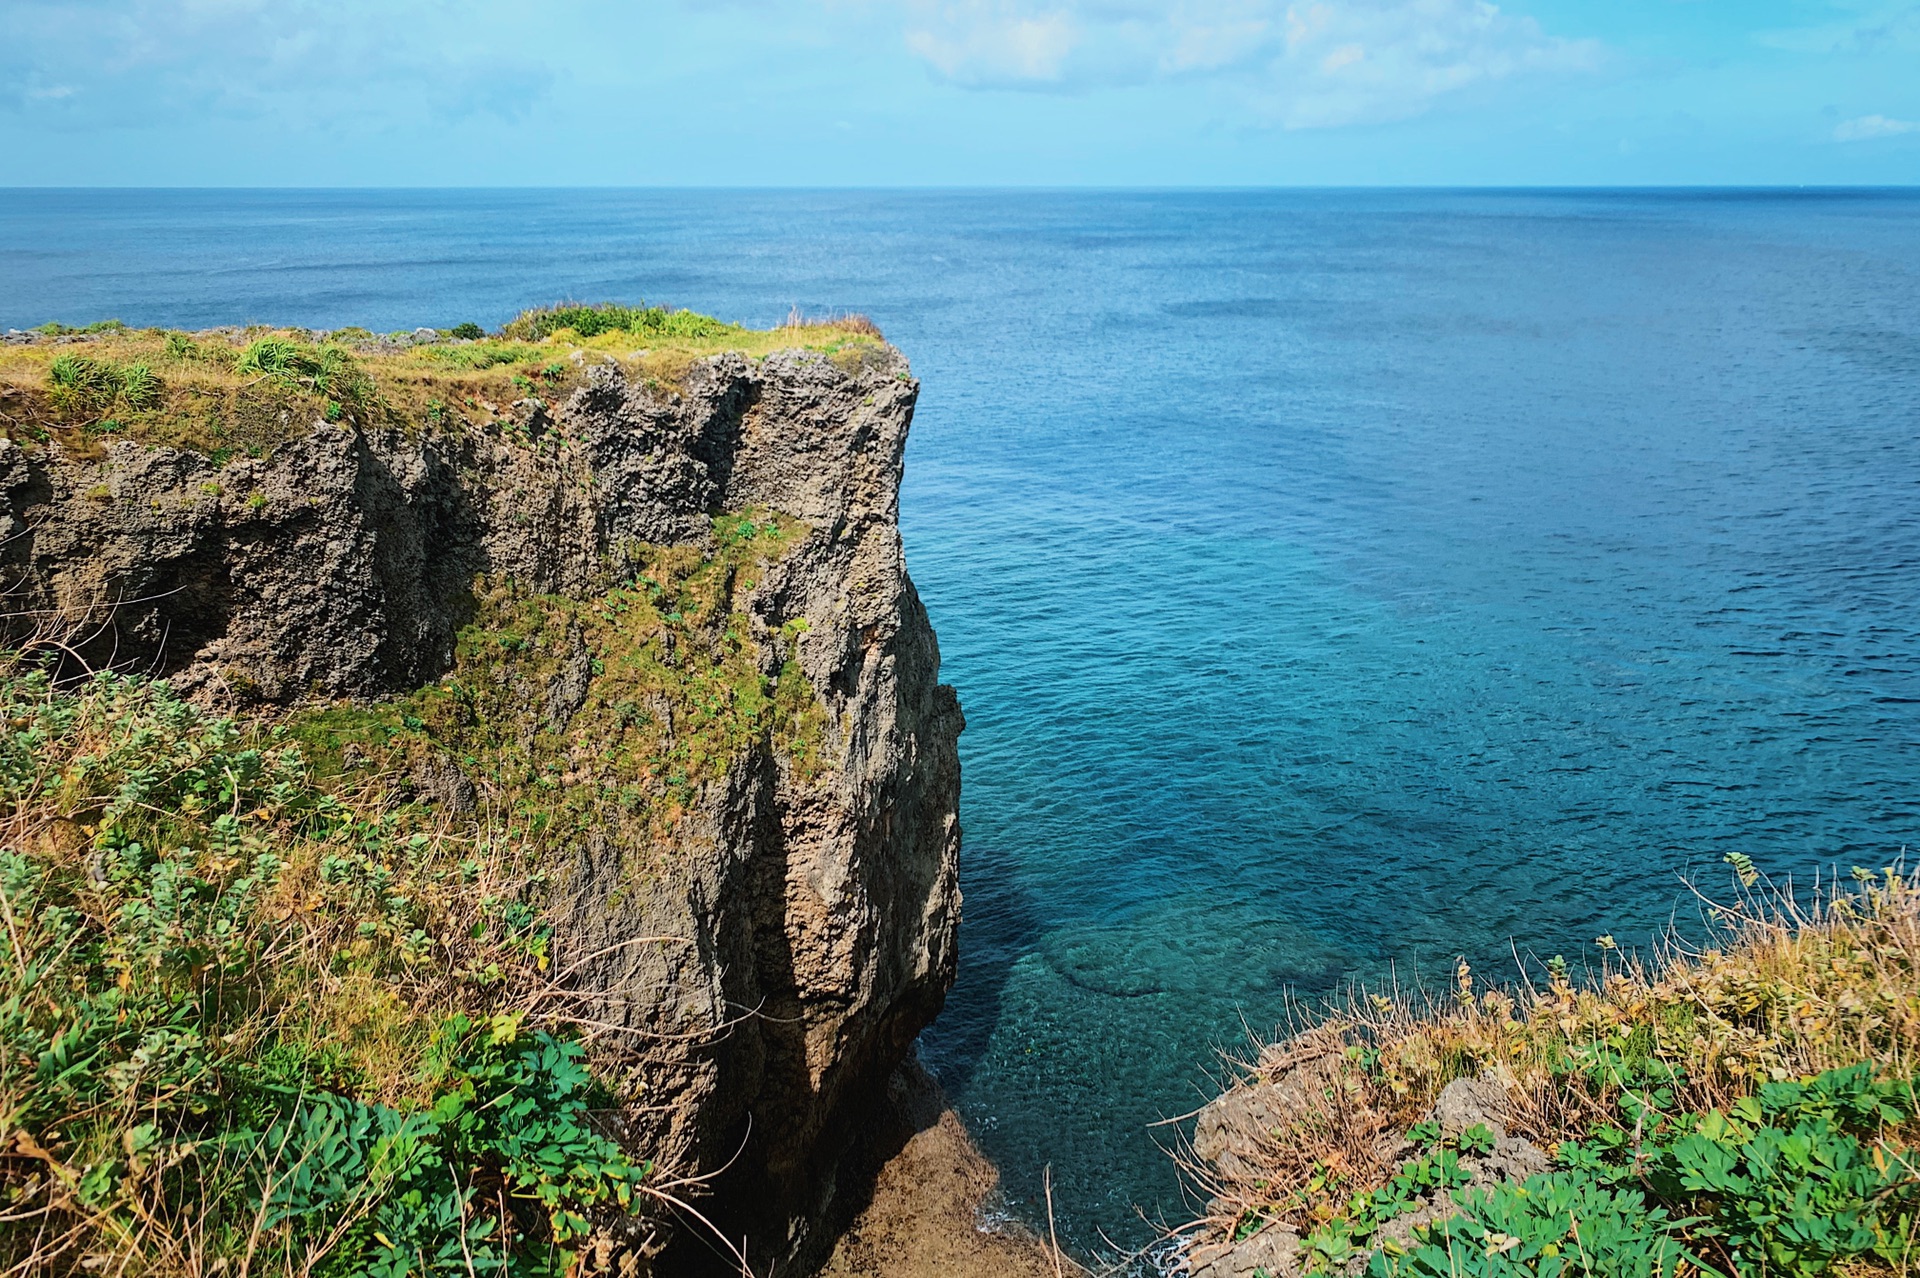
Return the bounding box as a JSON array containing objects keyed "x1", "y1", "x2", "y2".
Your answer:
[{"x1": 4, "y1": 188, "x2": 1918, "y2": 1257}]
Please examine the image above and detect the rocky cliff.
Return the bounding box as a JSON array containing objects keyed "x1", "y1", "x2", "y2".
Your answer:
[{"x1": 0, "y1": 334, "x2": 962, "y2": 1274}]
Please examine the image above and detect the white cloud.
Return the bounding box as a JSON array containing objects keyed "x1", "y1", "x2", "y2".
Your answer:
[
  {"x1": 903, "y1": 3, "x2": 1081, "y2": 84},
  {"x1": 893, "y1": 0, "x2": 1601, "y2": 126},
  {"x1": 1833, "y1": 113, "x2": 1920, "y2": 141},
  {"x1": 0, "y1": 0, "x2": 554, "y2": 124}
]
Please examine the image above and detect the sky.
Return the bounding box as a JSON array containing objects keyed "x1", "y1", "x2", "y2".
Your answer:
[{"x1": 0, "y1": 0, "x2": 1916, "y2": 186}]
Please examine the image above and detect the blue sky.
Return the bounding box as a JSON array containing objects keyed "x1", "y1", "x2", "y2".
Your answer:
[{"x1": 1, "y1": 1, "x2": 1916, "y2": 185}]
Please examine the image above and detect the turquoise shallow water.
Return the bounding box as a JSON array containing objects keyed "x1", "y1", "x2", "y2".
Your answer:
[{"x1": 5, "y1": 188, "x2": 1918, "y2": 1256}]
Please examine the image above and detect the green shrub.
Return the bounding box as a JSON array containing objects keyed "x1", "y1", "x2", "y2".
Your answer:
[
  {"x1": 448, "y1": 322, "x2": 486, "y2": 341},
  {"x1": 501, "y1": 302, "x2": 736, "y2": 342},
  {"x1": 224, "y1": 1018, "x2": 644, "y2": 1277}
]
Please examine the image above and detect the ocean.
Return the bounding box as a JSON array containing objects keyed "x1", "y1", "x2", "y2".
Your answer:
[{"x1": 5, "y1": 187, "x2": 1917, "y2": 1256}]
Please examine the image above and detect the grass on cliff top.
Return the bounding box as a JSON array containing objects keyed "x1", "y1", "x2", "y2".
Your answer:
[
  {"x1": 1191, "y1": 868, "x2": 1920, "y2": 1277},
  {"x1": 0, "y1": 303, "x2": 890, "y2": 463}
]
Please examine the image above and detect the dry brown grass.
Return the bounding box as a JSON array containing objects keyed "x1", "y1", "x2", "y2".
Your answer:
[
  {"x1": 781, "y1": 307, "x2": 884, "y2": 340},
  {"x1": 1184, "y1": 870, "x2": 1920, "y2": 1245}
]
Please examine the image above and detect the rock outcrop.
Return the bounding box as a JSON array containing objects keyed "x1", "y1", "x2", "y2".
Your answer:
[{"x1": 0, "y1": 343, "x2": 962, "y2": 1274}]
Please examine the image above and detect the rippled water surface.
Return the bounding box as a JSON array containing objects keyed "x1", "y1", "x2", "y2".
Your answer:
[{"x1": 6, "y1": 188, "x2": 1918, "y2": 1254}]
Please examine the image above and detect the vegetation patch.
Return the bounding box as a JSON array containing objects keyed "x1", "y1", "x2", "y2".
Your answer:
[
  {"x1": 500, "y1": 303, "x2": 738, "y2": 343},
  {"x1": 47, "y1": 353, "x2": 163, "y2": 418},
  {"x1": 0, "y1": 669, "x2": 650, "y2": 1275},
  {"x1": 235, "y1": 336, "x2": 377, "y2": 422},
  {"x1": 391, "y1": 511, "x2": 825, "y2": 859},
  {"x1": 4, "y1": 333, "x2": 377, "y2": 461},
  {"x1": 415, "y1": 341, "x2": 549, "y2": 372},
  {"x1": 29, "y1": 320, "x2": 129, "y2": 337},
  {"x1": 1195, "y1": 872, "x2": 1920, "y2": 1278},
  {"x1": 0, "y1": 501, "x2": 830, "y2": 1271}
]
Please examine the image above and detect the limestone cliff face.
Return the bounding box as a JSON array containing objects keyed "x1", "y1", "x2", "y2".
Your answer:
[{"x1": 0, "y1": 344, "x2": 962, "y2": 1274}]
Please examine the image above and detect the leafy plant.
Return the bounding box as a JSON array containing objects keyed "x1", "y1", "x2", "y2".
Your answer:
[
  {"x1": 1369, "y1": 1173, "x2": 1688, "y2": 1278},
  {"x1": 228, "y1": 1018, "x2": 647, "y2": 1277},
  {"x1": 1363, "y1": 1065, "x2": 1920, "y2": 1278}
]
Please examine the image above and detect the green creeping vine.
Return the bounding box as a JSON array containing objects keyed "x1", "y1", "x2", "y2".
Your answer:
[
  {"x1": 1369, "y1": 1174, "x2": 1687, "y2": 1278},
  {"x1": 1362, "y1": 1063, "x2": 1920, "y2": 1278},
  {"x1": 1304, "y1": 1124, "x2": 1496, "y2": 1268}
]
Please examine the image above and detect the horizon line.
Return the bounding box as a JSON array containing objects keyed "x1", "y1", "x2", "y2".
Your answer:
[{"x1": 2, "y1": 182, "x2": 1918, "y2": 195}]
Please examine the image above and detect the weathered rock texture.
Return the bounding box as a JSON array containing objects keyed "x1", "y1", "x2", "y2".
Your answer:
[{"x1": 0, "y1": 344, "x2": 962, "y2": 1275}]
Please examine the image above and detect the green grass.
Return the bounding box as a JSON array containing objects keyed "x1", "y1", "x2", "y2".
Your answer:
[
  {"x1": 414, "y1": 341, "x2": 546, "y2": 371},
  {"x1": 499, "y1": 302, "x2": 739, "y2": 342},
  {"x1": 393, "y1": 511, "x2": 825, "y2": 858},
  {"x1": 46, "y1": 353, "x2": 162, "y2": 418}
]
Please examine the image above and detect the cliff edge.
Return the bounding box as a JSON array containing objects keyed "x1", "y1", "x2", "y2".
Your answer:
[{"x1": 0, "y1": 318, "x2": 961, "y2": 1274}]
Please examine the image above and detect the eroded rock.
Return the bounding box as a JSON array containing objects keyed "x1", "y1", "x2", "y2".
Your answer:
[{"x1": 1, "y1": 344, "x2": 960, "y2": 1276}]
